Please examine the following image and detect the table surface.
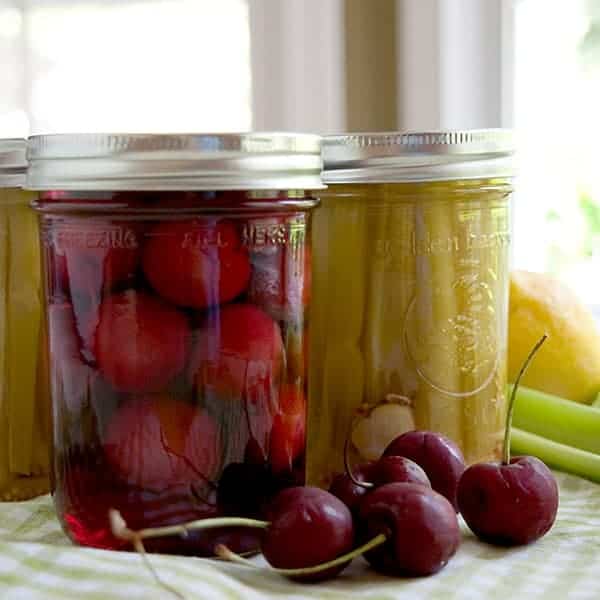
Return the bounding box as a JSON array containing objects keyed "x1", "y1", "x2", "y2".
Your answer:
[{"x1": 0, "y1": 471, "x2": 598, "y2": 600}]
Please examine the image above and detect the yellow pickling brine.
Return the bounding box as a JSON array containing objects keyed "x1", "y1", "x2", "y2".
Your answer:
[
  {"x1": 307, "y1": 130, "x2": 514, "y2": 486},
  {"x1": 0, "y1": 139, "x2": 50, "y2": 500}
]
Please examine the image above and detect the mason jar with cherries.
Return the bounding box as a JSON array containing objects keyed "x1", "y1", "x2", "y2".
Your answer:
[{"x1": 28, "y1": 133, "x2": 321, "y2": 555}]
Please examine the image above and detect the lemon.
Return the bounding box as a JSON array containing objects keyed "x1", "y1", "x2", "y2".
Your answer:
[{"x1": 509, "y1": 270, "x2": 600, "y2": 404}]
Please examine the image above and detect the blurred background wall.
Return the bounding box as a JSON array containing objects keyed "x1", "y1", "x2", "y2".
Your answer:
[
  {"x1": 0, "y1": 0, "x2": 509, "y2": 136},
  {"x1": 2, "y1": 0, "x2": 600, "y2": 305}
]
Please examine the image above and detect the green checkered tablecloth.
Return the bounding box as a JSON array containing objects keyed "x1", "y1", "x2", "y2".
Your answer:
[{"x1": 0, "y1": 471, "x2": 599, "y2": 600}]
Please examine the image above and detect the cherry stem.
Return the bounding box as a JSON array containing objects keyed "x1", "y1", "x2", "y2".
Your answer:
[
  {"x1": 109, "y1": 509, "x2": 269, "y2": 543},
  {"x1": 132, "y1": 535, "x2": 185, "y2": 600},
  {"x1": 343, "y1": 423, "x2": 374, "y2": 490},
  {"x1": 503, "y1": 333, "x2": 548, "y2": 465},
  {"x1": 110, "y1": 510, "x2": 269, "y2": 600},
  {"x1": 215, "y1": 532, "x2": 388, "y2": 576}
]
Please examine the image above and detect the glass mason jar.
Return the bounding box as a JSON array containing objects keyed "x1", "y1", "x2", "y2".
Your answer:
[
  {"x1": 0, "y1": 139, "x2": 50, "y2": 501},
  {"x1": 28, "y1": 133, "x2": 321, "y2": 555},
  {"x1": 307, "y1": 130, "x2": 513, "y2": 487}
]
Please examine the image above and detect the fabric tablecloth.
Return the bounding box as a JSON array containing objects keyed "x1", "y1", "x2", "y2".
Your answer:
[{"x1": 0, "y1": 471, "x2": 598, "y2": 600}]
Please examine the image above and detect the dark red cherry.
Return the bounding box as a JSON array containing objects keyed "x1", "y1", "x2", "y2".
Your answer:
[
  {"x1": 358, "y1": 482, "x2": 460, "y2": 577},
  {"x1": 329, "y1": 462, "x2": 376, "y2": 515},
  {"x1": 457, "y1": 455, "x2": 558, "y2": 546},
  {"x1": 370, "y1": 455, "x2": 431, "y2": 489},
  {"x1": 262, "y1": 486, "x2": 354, "y2": 582},
  {"x1": 383, "y1": 430, "x2": 465, "y2": 511}
]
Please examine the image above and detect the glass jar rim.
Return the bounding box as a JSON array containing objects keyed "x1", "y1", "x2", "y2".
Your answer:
[
  {"x1": 26, "y1": 132, "x2": 325, "y2": 191},
  {"x1": 322, "y1": 129, "x2": 515, "y2": 183}
]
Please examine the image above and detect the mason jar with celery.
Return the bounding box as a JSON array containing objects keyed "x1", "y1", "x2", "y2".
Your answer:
[
  {"x1": 0, "y1": 139, "x2": 50, "y2": 500},
  {"x1": 307, "y1": 130, "x2": 514, "y2": 486}
]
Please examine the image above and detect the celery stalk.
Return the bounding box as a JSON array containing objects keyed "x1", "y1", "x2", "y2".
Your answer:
[
  {"x1": 361, "y1": 190, "x2": 389, "y2": 407},
  {"x1": 414, "y1": 195, "x2": 462, "y2": 444},
  {"x1": 32, "y1": 315, "x2": 51, "y2": 475},
  {"x1": 458, "y1": 196, "x2": 488, "y2": 461},
  {"x1": 307, "y1": 197, "x2": 330, "y2": 428},
  {"x1": 306, "y1": 192, "x2": 367, "y2": 484},
  {"x1": 371, "y1": 185, "x2": 417, "y2": 401},
  {"x1": 461, "y1": 196, "x2": 510, "y2": 463},
  {"x1": 512, "y1": 384, "x2": 600, "y2": 454},
  {"x1": 7, "y1": 203, "x2": 42, "y2": 474},
  {"x1": 511, "y1": 427, "x2": 600, "y2": 483},
  {"x1": 0, "y1": 203, "x2": 10, "y2": 492}
]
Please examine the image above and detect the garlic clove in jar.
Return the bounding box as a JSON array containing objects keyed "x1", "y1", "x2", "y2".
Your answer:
[{"x1": 351, "y1": 400, "x2": 415, "y2": 461}]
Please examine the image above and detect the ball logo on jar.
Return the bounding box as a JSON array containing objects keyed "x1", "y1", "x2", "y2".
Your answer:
[{"x1": 404, "y1": 268, "x2": 502, "y2": 398}]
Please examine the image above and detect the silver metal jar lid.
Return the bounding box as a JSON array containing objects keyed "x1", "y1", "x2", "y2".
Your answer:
[
  {"x1": 0, "y1": 138, "x2": 27, "y2": 189},
  {"x1": 27, "y1": 132, "x2": 324, "y2": 191},
  {"x1": 322, "y1": 129, "x2": 515, "y2": 183}
]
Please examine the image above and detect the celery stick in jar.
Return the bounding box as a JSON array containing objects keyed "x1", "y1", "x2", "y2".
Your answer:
[
  {"x1": 307, "y1": 196, "x2": 331, "y2": 417},
  {"x1": 32, "y1": 314, "x2": 51, "y2": 476},
  {"x1": 486, "y1": 195, "x2": 510, "y2": 458},
  {"x1": 361, "y1": 185, "x2": 390, "y2": 408},
  {"x1": 454, "y1": 185, "x2": 510, "y2": 463},
  {"x1": 0, "y1": 202, "x2": 10, "y2": 492},
  {"x1": 411, "y1": 187, "x2": 462, "y2": 446},
  {"x1": 360, "y1": 184, "x2": 417, "y2": 441},
  {"x1": 307, "y1": 189, "x2": 367, "y2": 485},
  {"x1": 6, "y1": 201, "x2": 42, "y2": 475},
  {"x1": 351, "y1": 185, "x2": 422, "y2": 462},
  {"x1": 466, "y1": 193, "x2": 510, "y2": 462},
  {"x1": 455, "y1": 189, "x2": 497, "y2": 462},
  {"x1": 377, "y1": 184, "x2": 418, "y2": 400}
]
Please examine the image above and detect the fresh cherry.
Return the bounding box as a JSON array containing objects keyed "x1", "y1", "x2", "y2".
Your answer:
[
  {"x1": 457, "y1": 334, "x2": 558, "y2": 546},
  {"x1": 111, "y1": 486, "x2": 356, "y2": 583},
  {"x1": 330, "y1": 454, "x2": 431, "y2": 517},
  {"x1": 189, "y1": 303, "x2": 284, "y2": 403},
  {"x1": 458, "y1": 456, "x2": 558, "y2": 545},
  {"x1": 358, "y1": 482, "x2": 460, "y2": 576},
  {"x1": 95, "y1": 290, "x2": 190, "y2": 393},
  {"x1": 329, "y1": 462, "x2": 376, "y2": 515},
  {"x1": 142, "y1": 219, "x2": 251, "y2": 309},
  {"x1": 104, "y1": 395, "x2": 221, "y2": 492},
  {"x1": 261, "y1": 487, "x2": 354, "y2": 581},
  {"x1": 370, "y1": 455, "x2": 431, "y2": 489},
  {"x1": 383, "y1": 430, "x2": 465, "y2": 511}
]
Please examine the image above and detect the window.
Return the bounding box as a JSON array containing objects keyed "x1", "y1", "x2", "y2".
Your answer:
[
  {"x1": 513, "y1": 0, "x2": 600, "y2": 305},
  {"x1": 0, "y1": 0, "x2": 252, "y2": 135}
]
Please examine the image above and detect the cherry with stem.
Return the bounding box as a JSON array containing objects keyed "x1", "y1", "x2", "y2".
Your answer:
[
  {"x1": 458, "y1": 333, "x2": 560, "y2": 546},
  {"x1": 111, "y1": 505, "x2": 385, "y2": 580},
  {"x1": 110, "y1": 487, "x2": 359, "y2": 584}
]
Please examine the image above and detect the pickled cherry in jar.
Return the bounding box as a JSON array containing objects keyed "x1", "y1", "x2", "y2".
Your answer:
[{"x1": 29, "y1": 134, "x2": 321, "y2": 555}]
